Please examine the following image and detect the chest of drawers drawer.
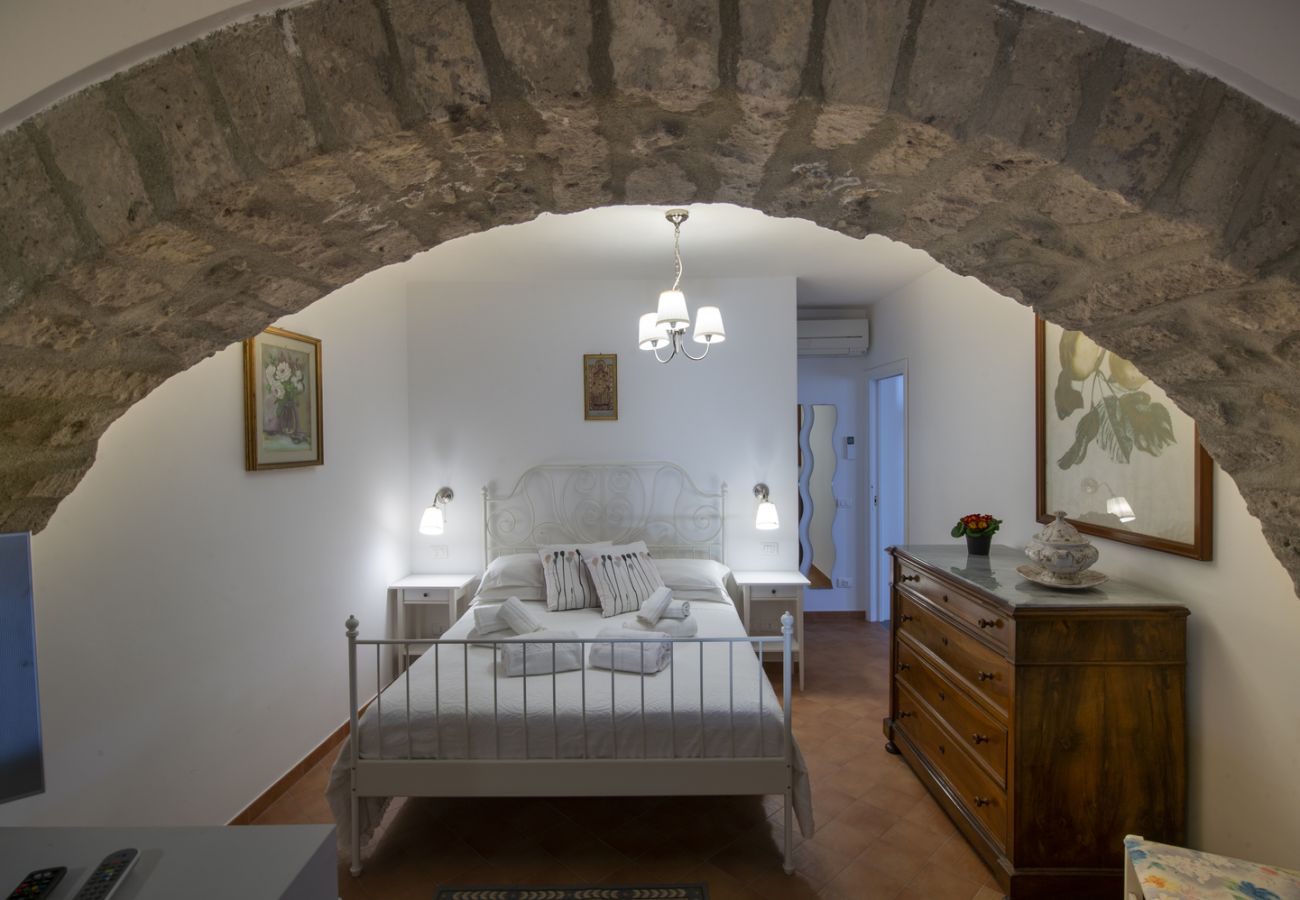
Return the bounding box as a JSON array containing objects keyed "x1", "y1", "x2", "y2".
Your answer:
[
  {"x1": 897, "y1": 560, "x2": 1013, "y2": 653},
  {"x1": 896, "y1": 637, "x2": 1008, "y2": 781},
  {"x1": 897, "y1": 594, "x2": 1011, "y2": 715},
  {"x1": 896, "y1": 681, "x2": 1008, "y2": 849}
]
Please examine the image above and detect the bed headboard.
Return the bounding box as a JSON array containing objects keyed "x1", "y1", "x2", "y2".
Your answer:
[{"x1": 483, "y1": 463, "x2": 726, "y2": 564}]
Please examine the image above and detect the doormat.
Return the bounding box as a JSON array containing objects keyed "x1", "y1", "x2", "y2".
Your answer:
[{"x1": 435, "y1": 886, "x2": 707, "y2": 899}]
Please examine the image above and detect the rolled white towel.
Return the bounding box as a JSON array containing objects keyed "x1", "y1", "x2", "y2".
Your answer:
[
  {"x1": 623, "y1": 615, "x2": 698, "y2": 638},
  {"x1": 588, "y1": 626, "x2": 672, "y2": 674},
  {"x1": 660, "y1": 599, "x2": 690, "y2": 620},
  {"x1": 499, "y1": 596, "x2": 543, "y2": 634},
  {"x1": 500, "y1": 630, "x2": 583, "y2": 677},
  {"x1": 473, "y1": 605, "x2": 511, "y2": 635},
  {"x1": 635, "y1": 585, "x2": 674, "y2": 626}
]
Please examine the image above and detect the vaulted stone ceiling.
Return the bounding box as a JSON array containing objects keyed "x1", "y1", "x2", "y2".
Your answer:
[{"x1": 1, "y1": 0, "x2": 1298, "y2": 590}]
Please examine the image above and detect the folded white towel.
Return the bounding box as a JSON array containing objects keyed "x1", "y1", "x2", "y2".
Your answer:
[
  {"x1": 661, "y1": 599, "x2": 690, "y2": 620},
  {"x1": 635, "y1": 585, "x2": 674, "y2": 626},
  {"x1": 588, "y1": 626, "x2": 672, "y2": 674},
  {"x1": 466, "y1": 627, "x2": 513, "y2": 648},
  {"x1": 623, "y1": 615, "x2": 698, "y2": 638},
  {"x1": 472, "y1": 605, "x2": 511, "y2": 635},
  {"x1": 499, "y1": 596, "x2": 543, "y2": 634},
  {"x1": 500, "y1": 630, "x2": 583, "y2": 677}
]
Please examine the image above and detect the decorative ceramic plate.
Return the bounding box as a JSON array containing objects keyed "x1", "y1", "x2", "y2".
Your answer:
[{"x1": 1016, "y1": 563, "x2": 1108, "y2": 590}]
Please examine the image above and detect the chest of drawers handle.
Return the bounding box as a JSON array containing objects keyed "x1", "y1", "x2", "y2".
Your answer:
[
  {"x1": 897, "y1": 710, "x2": 915, "y2": 719},
  {"x1": 900, "y1": 574, "x2": 920, "y2": 583},
  {"x1": 900, "y1": 613, "x2": 914, "y2": 623},
  {"x1": 973, "y1": 796, "x2": 992, "y2": 807},
  {"x1": 978, "y1": 618, "x2": 999, "y2": 628},
  {"x1": 972, "y1": 733, "x2": 990, "y2": 744},
  {"x1": 977, "y1": 671, "x2": 996, "y2": 682},
  {"x1": 898, "y1": 662, "x2": 911, "y2": 672}
]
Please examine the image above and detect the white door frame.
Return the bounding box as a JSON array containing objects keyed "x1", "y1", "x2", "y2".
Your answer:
[{"x1": 865, "y1": 360, "x2": 908, "y2": 622}]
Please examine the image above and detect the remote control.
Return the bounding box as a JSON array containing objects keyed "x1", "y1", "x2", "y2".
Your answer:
[
  {"x1": 69, "y1": 850, "x2": 138, "y2": 900},
  {"x1": 6, "y1": 868, "x2": 66, "y2": 900}
]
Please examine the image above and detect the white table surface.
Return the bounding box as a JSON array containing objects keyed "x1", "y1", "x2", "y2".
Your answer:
[
  {"x1": 732, "y1": 570, "x2": 812, "y2": 586},
  {"x1": 0, "y1": 826, "x2": 335, "y2": 900},
  {"x1": 389, "y1": 573, "x2": 476, "y2": 591}
]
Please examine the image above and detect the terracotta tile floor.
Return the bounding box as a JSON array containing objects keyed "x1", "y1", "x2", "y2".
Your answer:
[{"x1": 252, "y1": 619, "x2": 1004, "y2": 899}]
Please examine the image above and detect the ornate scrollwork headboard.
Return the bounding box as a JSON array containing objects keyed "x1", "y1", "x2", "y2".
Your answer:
[{"x1": 483, "y1": 463, "x2": 726, "y2": 564}]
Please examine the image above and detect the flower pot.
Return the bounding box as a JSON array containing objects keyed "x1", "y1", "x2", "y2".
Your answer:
[{"x1": 965, "y1": 533, "x2": 992, "y2": 556}]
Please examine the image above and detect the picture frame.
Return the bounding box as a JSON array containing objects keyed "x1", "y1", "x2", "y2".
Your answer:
[
  {"x1": 583, "y1": 353, "x2": 618, "y2": 421},
  {"x1": 243, "y1": 326, "x2": 324, "y2": 470},
  {"x1": 1035, "y1": 317, "x2": 1212, "y2": 559}
]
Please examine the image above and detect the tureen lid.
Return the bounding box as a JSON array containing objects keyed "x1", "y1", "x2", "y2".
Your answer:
[{"x1": 1031, "y1": 511, "x2": 1091, "y2": 547}]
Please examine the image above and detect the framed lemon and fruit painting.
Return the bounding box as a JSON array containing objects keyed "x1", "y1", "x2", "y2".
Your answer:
[{"x1": 1035, "y1": 317, "x2": 1212, "y2": 560}]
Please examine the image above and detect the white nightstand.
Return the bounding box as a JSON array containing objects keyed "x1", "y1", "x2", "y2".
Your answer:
[
  {"x1": 389, "y1": 573, "x2": 476, "y2": 671},
  {"x1": 733, "y1": 570, "x2": 809, "y2": 690}
]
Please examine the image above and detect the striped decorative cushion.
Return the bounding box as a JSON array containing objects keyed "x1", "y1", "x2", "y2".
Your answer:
[
  {"x1": 539, "y1": 543, "x2": 611, "y2": 611},
  {"x1": 584, "y1": 542, "x2": 665, "y2": 618}
]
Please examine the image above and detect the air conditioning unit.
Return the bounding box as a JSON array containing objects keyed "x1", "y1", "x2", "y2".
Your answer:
[{"x1": 797, "y1": 317, "x2": 870, "y2": 356}]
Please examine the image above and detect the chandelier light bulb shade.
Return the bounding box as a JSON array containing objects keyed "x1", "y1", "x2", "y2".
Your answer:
[
  {"x1": 638, "y1": 312, "x2": 670, "y2": 350},
  {"x1": 656, "y1": 289, "x2": 690, "y2": 330},
  {"x1": 638, "y1": 209, "x2": 725, "y2": 364},
  {"x1": 418, "y1": 505, "x2": 445, "y2": 535},
  {"x1": 692, "y1": 305, "x2": 726, "y2": 344}
]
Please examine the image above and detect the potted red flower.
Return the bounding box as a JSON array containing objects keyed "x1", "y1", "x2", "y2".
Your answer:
[{"x1": 951, "y1": 513, "x2": 1002, "y2": 556}]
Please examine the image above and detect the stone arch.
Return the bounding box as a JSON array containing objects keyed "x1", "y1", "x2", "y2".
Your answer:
[{"x1": 1, "y1": 0, "x2": 1299, "y2": 588}]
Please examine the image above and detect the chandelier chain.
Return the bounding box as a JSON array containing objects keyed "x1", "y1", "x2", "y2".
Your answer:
[{"x1": 672, "y1": 220, "x2": 683, "y2": 292}]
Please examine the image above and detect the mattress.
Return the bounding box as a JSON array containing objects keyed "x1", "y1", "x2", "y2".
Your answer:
[{"x1": 326, "y1": 597, "x2": 814, "y2": 849}]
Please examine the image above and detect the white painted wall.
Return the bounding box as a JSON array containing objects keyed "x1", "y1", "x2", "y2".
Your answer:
[
  {"x1": 0, "y1": 266, "x2": 410, "y2": 826},
  {"x1": 798, "y1": 358, "x2": 863, "y2": 612},
  {"x1": 865, "y1": 267, "x2": 1300, "y2": 869},
  {"x1": 406, "y1": 278, "x2": 798, "y2": 574}
]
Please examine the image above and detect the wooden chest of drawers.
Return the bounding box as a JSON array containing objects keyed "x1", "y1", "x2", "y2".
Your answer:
[{"x1": 884, "y1": 546, "x2": 1188, "y2": 900}]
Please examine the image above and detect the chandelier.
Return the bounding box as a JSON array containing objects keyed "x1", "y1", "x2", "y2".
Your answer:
[{"x1": 638, "y1": 209, "x2": 725, "y2": 363}]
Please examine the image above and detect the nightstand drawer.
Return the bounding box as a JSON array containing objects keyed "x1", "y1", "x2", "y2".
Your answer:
[
  {"x1": 402, "y1": 588, "x2": 449, "y2": 604},
  {"x1": 753, "y1": 585, "x2": 800, "y2": 601}
]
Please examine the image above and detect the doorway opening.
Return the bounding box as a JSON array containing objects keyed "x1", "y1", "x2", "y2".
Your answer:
[{"x1": 868, "y1": 363, "x2": 907, "y2": 622}]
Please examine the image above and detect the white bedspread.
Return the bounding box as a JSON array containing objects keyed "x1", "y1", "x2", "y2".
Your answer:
[{"x1": 326, "y1": 599, "x2": 814, "y2": 851}]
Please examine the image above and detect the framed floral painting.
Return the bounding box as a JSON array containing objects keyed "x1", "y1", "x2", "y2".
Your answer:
[
  {"x1": 583, "y1": 353, "x2": 618, "y2": 421},
  {"x1": 243, "y1": 327, "x2": 323, "y2": 470},
  {"x1": 1035, "y1": 317, "x2": 1212, "y2": 559}
]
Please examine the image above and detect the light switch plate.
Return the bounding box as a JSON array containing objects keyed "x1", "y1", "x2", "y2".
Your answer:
[
  {"x1": 430, "y1": 544, "x2": 449, "y2": 559},
  {"x1": 761, "y1": 542, "x2": 779, "y2": 556}
]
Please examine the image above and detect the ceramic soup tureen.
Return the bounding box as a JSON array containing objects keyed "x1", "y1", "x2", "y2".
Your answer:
[{"x1": 1024, "y1": 511, "x2": 1100, "y2": 582}]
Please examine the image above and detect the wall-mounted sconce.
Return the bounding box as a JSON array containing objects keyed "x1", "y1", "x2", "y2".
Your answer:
[
  {"x1": 1081, "y1": 477, "x2": 1135, "y2": 523},
  {"x1": 753, "y1": 483, "x2": 779, "y2": 530},
  {"x1": 419, "y1": 487, "x2": 454, "y2": 535}
]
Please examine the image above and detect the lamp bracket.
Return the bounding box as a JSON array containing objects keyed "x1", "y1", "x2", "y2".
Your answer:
[
  {"x1": 753, "y1": 483, "x2": 770, "y2": 502},
  {"x1": 664, "y1": 209, "x2": 689, "y2": 228},
  {"x1": 433, "y1": 487, "x2": 454, "y2": 507}
]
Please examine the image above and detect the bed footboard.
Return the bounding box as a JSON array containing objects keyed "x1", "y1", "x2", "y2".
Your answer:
[{"x1": 342, "y1": 613, "x2": 797, "y2": 877}]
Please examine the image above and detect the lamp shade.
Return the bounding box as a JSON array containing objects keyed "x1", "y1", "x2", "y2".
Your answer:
[
  {"x1": 1106, "y1": 496, "x2": 1136, "y2": 523},
  {"x1": 638, "y1": 312, "x2": 670, "y2": 350},
  {"x1": 419, "y1": 505, "x2": 445, "y2": 535},
  {"x1": 692, "y1": 306, "x2": 726, "y2": 344},
  {"x1": 755, "y1": 500, "x2": 779, "y2": 530},
  {"x1": 656, "y1": 289, "x2": 690, "y2": 329}
]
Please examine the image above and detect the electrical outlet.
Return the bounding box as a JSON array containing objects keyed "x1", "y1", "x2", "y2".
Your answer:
[
  {"x1": 836, "y1": 577, "x2": 852, "y2": 588},
  {"x1": 837, "y1": 497, "x2": 852, "y2": 508},
  {"x1": 761, "y1": 542, "x2": 779, "y2": 556},
  {"x1": 430, "y1": 544, "x2": 449, "y2": 559}
]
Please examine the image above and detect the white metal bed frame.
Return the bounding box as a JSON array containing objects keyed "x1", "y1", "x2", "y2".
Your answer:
[{"x1": 343, "y1": 463, "x2": 797, "y2": 876}]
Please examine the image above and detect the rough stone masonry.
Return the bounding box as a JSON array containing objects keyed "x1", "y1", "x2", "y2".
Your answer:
[{"x1": 1, "y1": 0, "x2": 1299, "y2": 590}]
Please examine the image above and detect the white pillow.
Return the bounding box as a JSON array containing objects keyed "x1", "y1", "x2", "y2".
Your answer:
[
  {"x1": 654, "y1": 558, "x2": 732, "y2": 598},
  {"x1": 475, "y1": 553, "x2": 546, "y2": 602},
  {"x1": 539, "y1": 543, "x2": 611, "y2": 611},
  {"x1": 585, "y1": 541, "x2": 666, "y2": 618}
]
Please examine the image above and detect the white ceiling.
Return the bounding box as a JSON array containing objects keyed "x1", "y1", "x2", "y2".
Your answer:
[
  {"x1": 3, "y1": 0, "x2": 1300, "y2": 129},
  {"x1": 401, "y1": 204, "x2": 939, "y2": 307}
]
